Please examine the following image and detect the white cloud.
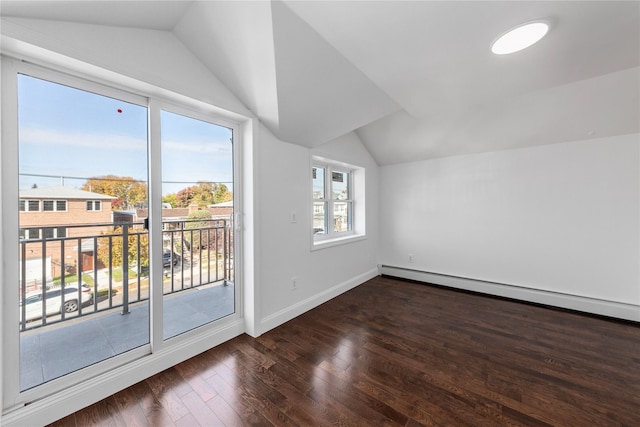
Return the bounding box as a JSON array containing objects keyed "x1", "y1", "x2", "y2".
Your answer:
[
  {"x1": 20, "y1": 127, "x2": 232, "y2": 155},
  {"x1": 19, "y1": 127, "x2": 146, "y2": 151},
  {"x1": 162, "y1": 138, "x2": 232, "y2": 154}
]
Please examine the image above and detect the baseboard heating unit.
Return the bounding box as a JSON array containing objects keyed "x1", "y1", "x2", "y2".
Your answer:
[{"x1": 379, "y1": 265, "x2": 640, "y2": 323}]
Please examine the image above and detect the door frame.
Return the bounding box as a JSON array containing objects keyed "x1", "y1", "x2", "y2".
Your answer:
[{"x1": 1, "y1": 55, "x2": 246, "y2": 419}]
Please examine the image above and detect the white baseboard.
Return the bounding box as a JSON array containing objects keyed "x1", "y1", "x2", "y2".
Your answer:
[
  {"x1": 380, "y1": 265, "x2": 640, "y2": 322},
  {"x1": 2, "y1": 319, "x2": 245, "y2": 427},
  {"x1": 259, "y1": 268, "x2": 380, "y2": 335}
]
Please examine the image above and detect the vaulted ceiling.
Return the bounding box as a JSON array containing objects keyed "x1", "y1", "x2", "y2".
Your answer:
[{"x1": 1, "y1": 1, "x2": 638, "y2": 165}]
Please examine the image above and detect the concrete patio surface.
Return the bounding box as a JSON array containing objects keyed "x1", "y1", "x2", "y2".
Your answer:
[{"x1": 20, "y1": 283, "x2": 235, "y2": 391}]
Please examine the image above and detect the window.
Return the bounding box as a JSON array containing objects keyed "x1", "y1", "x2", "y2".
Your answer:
[
  {"x1": 42, "y1": 200, "x2": 67, "y2": 211},
  {"x1": 160, "y1": 109, "x2": 235, "y2": 339},
  {"x1": 312, "y1": 156, "x2": 364, "y2": 248},
  {"x1": 46, "y1": 289, "x2": 61, "y2": 298},
  {"x1": 43, "y1": 228, "x2": 53, "y2": 239},
  {"x1": 313, "y1": 165, "x2": 353, "y2": 236},
  {"x1": 21, "y1": 200, "x2": 40, "y2": 211},
  {"x1": 86, "y1": 200, "x2": 101, "y2": 211},
  {"x1": 24, "y1": 294, "x2": 42, "y2": 305},
  {"x1": 15, "y1": 69, "x2": 151, "y2": 393},
  {"x1": 312, "y1": 166, "x2": 327, "y2": 234},
  {"x1": 24, "y1": 228, "x2": 40, "y2": 240},
  {"x1": 43, "y1": 227, "x2": 66, "y2": 239}
]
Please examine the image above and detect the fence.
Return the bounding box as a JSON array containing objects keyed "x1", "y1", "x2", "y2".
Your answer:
[{"x1": 18, "y1": 218, "x2": 233, "y2": 331}]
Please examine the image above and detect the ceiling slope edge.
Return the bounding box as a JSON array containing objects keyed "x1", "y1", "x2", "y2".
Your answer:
[
  {"x1": 173, "y1": 1, "x2": 279, "y2": 131},
  {"x1": 0, "y1": 17, "x2": 249, "y2": 116},
  {"x1": 357, "y1": 66, "x2": 640, "y2": 166},
  {"x1": 270, "y1": 1, "x2": 400, "y2": 147}
]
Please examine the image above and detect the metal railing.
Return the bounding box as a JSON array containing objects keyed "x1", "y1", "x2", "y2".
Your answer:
[{"x1": 18, "y1": 217, "x2": 233, "y2": 331}]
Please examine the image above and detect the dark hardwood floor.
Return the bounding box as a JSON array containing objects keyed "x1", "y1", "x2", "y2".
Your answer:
[{"x1": 49, "y1": 275, "x2": 640, "y2": 426}]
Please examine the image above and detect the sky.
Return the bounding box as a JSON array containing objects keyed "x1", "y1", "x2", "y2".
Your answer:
[{"x1": 18, "y1": 74, "x2": 233, "y2": 198}]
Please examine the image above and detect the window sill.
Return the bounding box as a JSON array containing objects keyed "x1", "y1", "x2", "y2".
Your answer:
[{"x1": 311, "y1": 233, "x2": 367, "y2": 251}]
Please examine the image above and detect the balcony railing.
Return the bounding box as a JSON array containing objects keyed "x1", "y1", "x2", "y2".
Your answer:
[{"x1": 18, "y1": 218, "x2": 233, "y2": 332}]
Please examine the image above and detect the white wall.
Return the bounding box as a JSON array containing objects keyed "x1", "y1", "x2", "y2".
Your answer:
[
  {"x1": 254, "y1": 127, "x2": 379, "y2": 334},
  {"x1": 380, "y1": 134, "x2": 640, "y2": 319}
]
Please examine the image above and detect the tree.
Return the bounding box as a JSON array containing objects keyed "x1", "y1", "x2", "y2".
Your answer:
[
  {"x1": 176, "y1": 186, "x2": 196, "y2": 208},
  {"x1": 166, "y1": 182, "x2": 232, "y2": 208},
  {"x1": 171, "y1": 182, "x2": 231, "y2": 207},
  {"x1": 193, "y1": 181, "x2": 214, "y2": 206},
  {"x1": 82, "y1": 175, "x2": 147, "y2": 210},
  {"x1": 213, "y1": 183, "x2": 232, "y2": 204},
  {"x1": 162, "y1": 193, "x2": 178, "y2": 208},
  {"x1": 184, "y1": 209, "x2": 212, "y2": 251},
  {"x1": 97, "y1": 226, "x2": 149, "y2": 276}
]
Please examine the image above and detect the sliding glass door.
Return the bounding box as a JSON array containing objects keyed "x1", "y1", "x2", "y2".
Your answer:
[
  {"x1": 17, "y1": 73, "x2": 150, "y2": 391},
  {"x1": 2, "y1": 58, "x2": 239, "y2": 405},
  {"x1": 160, "y1": 109, "x2": 235, "y2": 340}
]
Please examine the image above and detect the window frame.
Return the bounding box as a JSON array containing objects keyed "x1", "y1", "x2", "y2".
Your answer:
[
  {"x1": 312, "y1": 163, "x2": 354, "y2": 240},
  {"x1": 28, "y1": 200, "x2": 40, "y2": 211},
  {"x1": 24, "y1": 228, "x2": 41, "y2": 240},
  {"x1": 21, "y1": 200, "x2": 41, "y2": 212},
  {"x1": 43, "y1": 227, "x2": 66, "y2": 239},
  {"x1": 311, "y1": 156, "x2": 366, "y2": 250},
  {"x1": 86, "y1": 200, "x2": 102, "y2": 211},
  {"x1": 43, "y1": 200, "x2": 67, "y2": 212}
]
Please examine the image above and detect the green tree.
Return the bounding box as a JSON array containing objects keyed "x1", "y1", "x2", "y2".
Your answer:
[
  {"x1": 193, "y1": 181, "x2": 214, "y2": 206},
  {"x1": 184, "y1": 209, "x2": 212, "y2": 251},
  {"x1": 82, "y1": 175, "x2": 147, "y2": 210},
  {"x1": 162, "y1": 193, "x2": 178, "y2": 208},
  {"x1": 213, "y1": 183, "x2": 232, "y2": 204},
  {"x1": 170, "y1": 182, "x2": 232, "y2": 208},
  {"x1": 97, "y1": 226, "x2": 149, "y2": 275}
]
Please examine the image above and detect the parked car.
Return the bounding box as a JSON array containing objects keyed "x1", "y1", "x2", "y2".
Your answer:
[
  {"x1": 20, "y1": 283, "x2": 93, "y2": 321},
  {"x1": 163, "y1": 250, "x2": 178, "y2": 268}
]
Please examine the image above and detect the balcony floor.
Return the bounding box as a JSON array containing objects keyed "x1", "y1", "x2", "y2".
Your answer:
[{"x1": 20, "y1": 282, "x2": 234, "y2": 391}]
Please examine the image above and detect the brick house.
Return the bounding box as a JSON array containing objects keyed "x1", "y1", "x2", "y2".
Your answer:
[{"x1": 19, "y1": 186, "x2": 116, "y2": 286}]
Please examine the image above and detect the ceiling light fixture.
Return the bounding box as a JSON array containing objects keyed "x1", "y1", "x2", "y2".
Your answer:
[{"x1": 491, "y1": 21, "x2": 549, "y2": 55}]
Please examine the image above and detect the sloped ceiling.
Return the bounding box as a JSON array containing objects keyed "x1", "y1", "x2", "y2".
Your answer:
[
  {"x1": 1, "y1": 1, "x2": 638, "y2": 165},
  {"x1": 173, "y1": 0, "x2": 399, "y2": 146}
]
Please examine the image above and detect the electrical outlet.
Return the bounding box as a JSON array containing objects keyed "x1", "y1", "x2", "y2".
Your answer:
[
  {"x1": 291, "y1": 277, "x2": 297, "y2": 290},
  {"x1": 408, "y1": 254, "x2": 414, "y2": 263}
]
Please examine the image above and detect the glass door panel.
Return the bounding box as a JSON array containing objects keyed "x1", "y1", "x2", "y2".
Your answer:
[
  {"x1": 160, "y1": 110, "x2": 234, "y2": 340},
  {"x1": 17, "y1": 74, "x2": 150, "y2": 391}
]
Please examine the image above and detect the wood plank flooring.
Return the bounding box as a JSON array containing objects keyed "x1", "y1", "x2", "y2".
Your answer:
[{"x1": 49, "y1": 275, "x2": 640, "y2": 426}]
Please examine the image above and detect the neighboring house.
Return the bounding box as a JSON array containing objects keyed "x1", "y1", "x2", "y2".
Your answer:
[
  {"x1": 130, "y1": 202, "x2": 233, "y2": 227},
  {"x1": 19, "y1": 186, "x2": 116, "y2": 286},
  {"x1": 118, "y1": 202, "x2": 234, "y2": 252}
]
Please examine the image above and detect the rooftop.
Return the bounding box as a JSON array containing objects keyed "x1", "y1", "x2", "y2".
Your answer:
[{"x1": 19, "y1": 186, "x2": 116, "y2": 200}]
